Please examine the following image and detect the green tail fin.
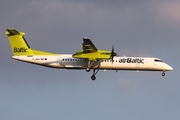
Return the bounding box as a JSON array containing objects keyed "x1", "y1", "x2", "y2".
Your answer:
[
  {"x1": 5, "y1": 28, "x2": 58, "y2": 56},
  {"x1": 6, "y1": 28, "x2": 33, "y2": 56}
]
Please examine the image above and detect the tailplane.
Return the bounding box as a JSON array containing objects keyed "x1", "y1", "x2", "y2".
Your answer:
[{"x1": 5, "y1": 28, "x2": 57, "y2": 56}]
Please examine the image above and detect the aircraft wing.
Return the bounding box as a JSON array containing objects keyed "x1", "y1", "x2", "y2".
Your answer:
[
  {"x1": 73, "y1": 37, "x2": 112, "y2": 60},
  {"x1": 82, "y1": 38, "x2": 97, "y2": 53}
]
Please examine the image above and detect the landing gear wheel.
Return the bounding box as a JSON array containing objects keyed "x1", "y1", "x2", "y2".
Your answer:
[
  {"x1": 86, "y1": 67, "x2": 90, "y2": 72},
  {"x1": 162, "y1": 72, "x2": 165, "y2": 76},
  {"x1": 91, "y1": 75, "x2": 96, "y2": 80},
  {"x1": 90, "y1": 69, "x2": 99, "y2": 80}
]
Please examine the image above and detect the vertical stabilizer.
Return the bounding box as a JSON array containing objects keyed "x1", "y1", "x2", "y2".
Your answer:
[{"x1": 6, "y1": 28, "x2": 33, "y2": 56}]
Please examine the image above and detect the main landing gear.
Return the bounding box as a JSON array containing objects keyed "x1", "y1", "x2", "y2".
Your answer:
[
  {"x1": 85, "y1": 60, "x2": 99, "y2": 80},
  {"x1": 86, "y1": 60, "x2": 95, "y2": 72},
  {"x1": 86, "y1": 68, "x2": 99, "y2": 80},
  {"x1": 91, "y1": 69, "x2": 99, "y2": 80},
  {"x1": 86, "y1": 67, "x2": 99, "y2": 80}
]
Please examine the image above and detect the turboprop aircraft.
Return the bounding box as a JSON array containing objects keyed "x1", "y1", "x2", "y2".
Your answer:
[{"x1": 5, "y1": 28, "x2": 173, "y2": 80}]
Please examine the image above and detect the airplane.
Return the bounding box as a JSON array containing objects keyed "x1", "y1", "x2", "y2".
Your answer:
[{"x1": 5, "y1": 28, "x2": 173, "y2": 80}]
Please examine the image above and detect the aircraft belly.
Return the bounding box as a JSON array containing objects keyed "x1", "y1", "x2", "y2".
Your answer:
[
  {"x1": 99, "y1": 62, "x2": 112, "y2": 69},
  {"x1": 111, "y1": 63, "x2": 136, "y2": 70}
]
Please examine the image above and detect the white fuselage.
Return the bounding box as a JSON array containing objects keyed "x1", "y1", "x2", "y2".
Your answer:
[{"x1": 12, "y1": 54, "x2": 173, "y2": 71}]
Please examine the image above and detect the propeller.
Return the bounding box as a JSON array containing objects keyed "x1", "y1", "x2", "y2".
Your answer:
[{"x1": 110, "y1": 45, "x2": 117, "y2": 64}]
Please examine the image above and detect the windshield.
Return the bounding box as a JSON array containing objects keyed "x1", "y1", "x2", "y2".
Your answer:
[{"x1": 154, "y1": 59, "x2": 163, "y2": 62}]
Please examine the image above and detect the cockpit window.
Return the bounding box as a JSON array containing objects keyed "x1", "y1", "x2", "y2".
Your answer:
[{"x1": 154, "y1": 59, "x2": 163, "y2": 62}]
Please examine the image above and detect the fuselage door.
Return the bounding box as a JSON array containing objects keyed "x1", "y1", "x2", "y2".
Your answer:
[{"x1": 57, "y1": 57, "x2": 63, "y2": 65}]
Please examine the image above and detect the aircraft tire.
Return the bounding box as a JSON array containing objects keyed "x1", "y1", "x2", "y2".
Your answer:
[
  {"x1": 91, "y1": 75, "x2": 96, "y2": 80},
  {"x1": 86, "y1": 67, "x2": 91, "y2": 72},
  {"x1": 162, "y1": 72, "x2": 165, "y2": 76}
]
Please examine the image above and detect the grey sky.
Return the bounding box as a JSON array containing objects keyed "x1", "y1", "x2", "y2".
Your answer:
[{"x1": 0, "y1": 0, "x2": 180, "y2": 120}]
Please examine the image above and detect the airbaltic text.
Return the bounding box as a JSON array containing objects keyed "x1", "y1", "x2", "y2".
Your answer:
[
  {"x1": 14, "y1": 47, "x2": 28, "y2": 53},
  {"x1": 119, "y1": 58, "x2": 144, "y2": 64}
]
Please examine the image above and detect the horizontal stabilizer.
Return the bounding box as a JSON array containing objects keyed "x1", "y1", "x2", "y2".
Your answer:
[{"x1": 6, "y1": 28, "x2": 25, "y2": 36}]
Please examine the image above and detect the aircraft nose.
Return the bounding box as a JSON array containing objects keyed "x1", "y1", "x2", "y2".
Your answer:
[
  {"x1": 164, "y1": 63, "x2": 173, "y2": 71},
  {"x1": 168, "y1": 66, "x2": 173, "y2": 71}
]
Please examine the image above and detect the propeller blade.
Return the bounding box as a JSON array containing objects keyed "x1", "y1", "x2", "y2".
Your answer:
[{"x1": 111, "y1": 45, "x2": 117, "y2": 64}]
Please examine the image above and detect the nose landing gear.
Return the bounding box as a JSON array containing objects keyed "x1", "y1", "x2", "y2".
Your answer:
[{"x1": 162, "y1": 71, "x2": 165, "y2": 76}]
